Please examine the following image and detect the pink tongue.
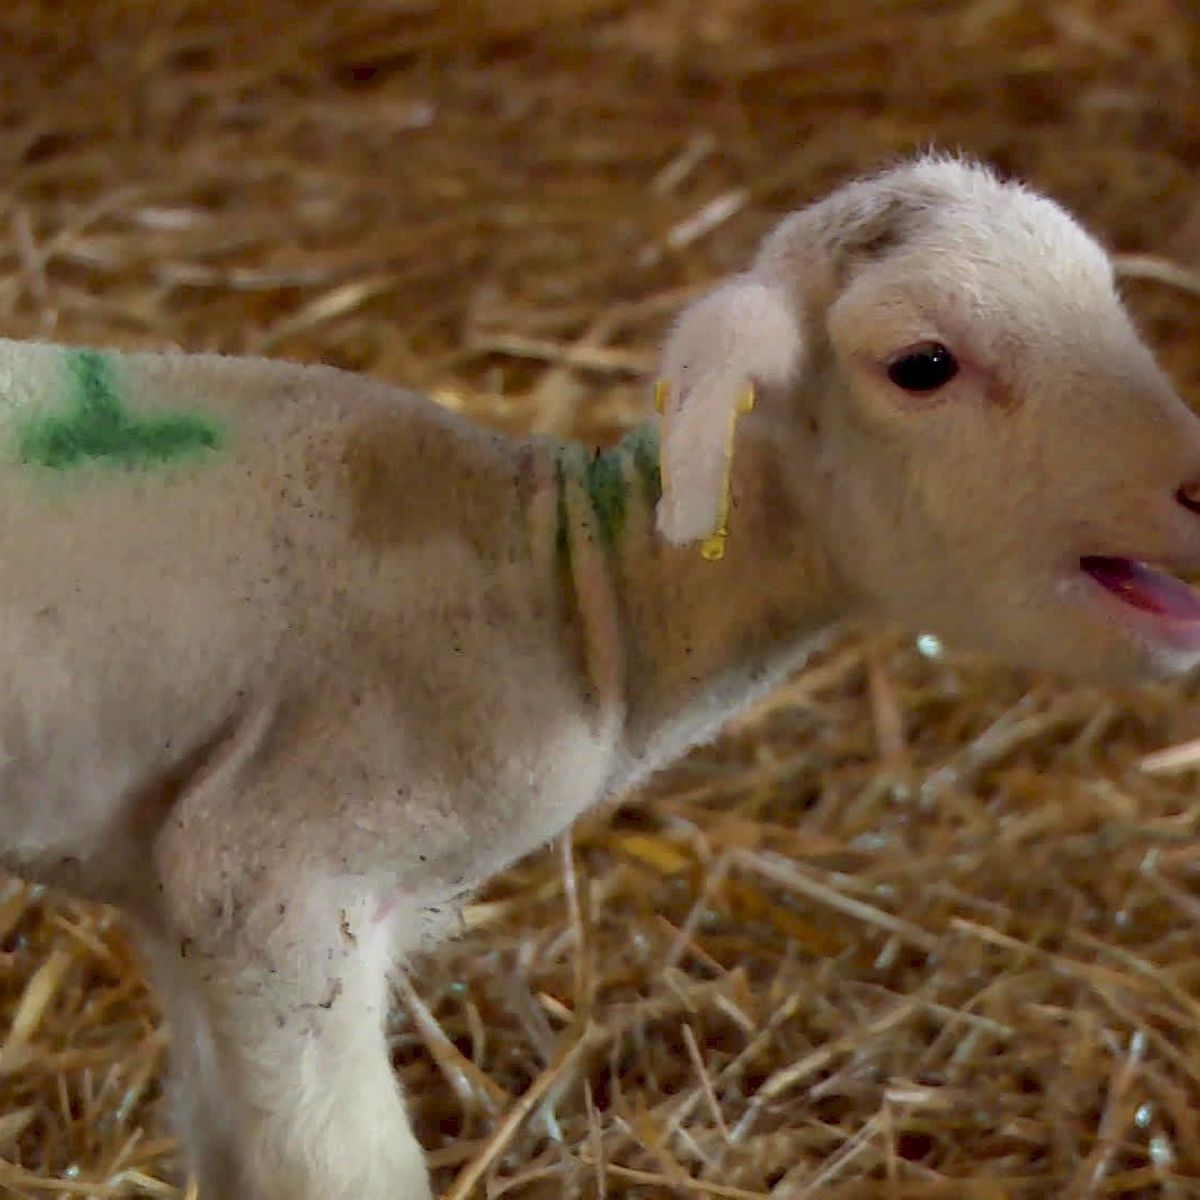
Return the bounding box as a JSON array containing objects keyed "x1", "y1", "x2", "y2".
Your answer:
[{"x1": 1081, "y1": 556, "x2": 1200, "y2": 621}]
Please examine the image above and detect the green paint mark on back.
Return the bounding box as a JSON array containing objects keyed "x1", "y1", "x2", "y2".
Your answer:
[{"x1": 18, "y1": 350, "x2": 222, "y2": 470}]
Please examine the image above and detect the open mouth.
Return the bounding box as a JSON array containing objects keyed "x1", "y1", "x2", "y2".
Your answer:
[{"x1": 1080, "y1": 555, "x2": 1200, "y2": 626}]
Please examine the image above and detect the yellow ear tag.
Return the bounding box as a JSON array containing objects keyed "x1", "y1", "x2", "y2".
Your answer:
[
  {"x1": 699, "y1": 382, "x2": 755, "y2": 562},
  {"x1": 653, "y1": 378, "x2": 671, "y2": 505},
  {"x1": 653, "y1": 377, "x2": 669, "y2": 414}
]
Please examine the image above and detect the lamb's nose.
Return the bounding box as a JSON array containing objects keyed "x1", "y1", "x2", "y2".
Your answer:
[{"x1": 1177, "y1": 482, "x2": 1200, "y2": 515}]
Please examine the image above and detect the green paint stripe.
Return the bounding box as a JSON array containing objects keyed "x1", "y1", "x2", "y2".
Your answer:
[
  {"x1": 17, "y1": 349, "x2": 223, "y2": 470},
  {"x1": 551, "y1": 422, "x2": 661, "y2": 553},
  {"x1": 626, "y1": 422, "x2": 662, "y2": 506},
  {"x1": 585, "y1": 446, "x2": 627, "y2": 543}
]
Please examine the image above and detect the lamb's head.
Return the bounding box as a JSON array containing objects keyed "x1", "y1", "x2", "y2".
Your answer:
[{"x1": 655, "y1": 156, "x2": 1200, "y2": 683}]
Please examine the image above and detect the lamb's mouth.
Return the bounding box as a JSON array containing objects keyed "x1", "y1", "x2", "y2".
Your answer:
[{"x1": 1080, "y1": 556, "x2": 1200, "y2": 628}]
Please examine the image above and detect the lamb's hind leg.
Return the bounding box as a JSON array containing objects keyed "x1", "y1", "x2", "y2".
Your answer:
[{"x1": 142, "y1": 887, "x2": 431, "y2": 1200}]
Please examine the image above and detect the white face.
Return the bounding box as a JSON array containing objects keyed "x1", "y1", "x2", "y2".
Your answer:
[{"x1": 810, "y1": 197, "x2": 1200, "y2": 683}]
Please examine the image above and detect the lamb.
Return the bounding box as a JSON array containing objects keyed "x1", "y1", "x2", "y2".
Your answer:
[{"x1": 5, "y1": 154, "x2": 1200, "y2": 1200}]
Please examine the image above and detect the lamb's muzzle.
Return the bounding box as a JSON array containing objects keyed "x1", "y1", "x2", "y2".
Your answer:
[{"x1": 3, "y1": 152, "x2": 1200, "y2": 1200}]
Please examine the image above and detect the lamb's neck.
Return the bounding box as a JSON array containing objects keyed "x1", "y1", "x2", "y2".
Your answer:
[{"x1": 549, "y1": 421, "x2": 841, "y2": 782}]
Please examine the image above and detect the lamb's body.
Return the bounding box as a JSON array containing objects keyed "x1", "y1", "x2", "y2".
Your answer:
[
  {"x1": 0, "y1": 342, "x2": 653, "y2": 1198},
  {"x1": 0, "y1": 343, "x2": 629, "y2": 911},
  {"x1": 9, "y1": 156, "x2": 1200, "y2": 1199},
  {"x1": 6, "y1": 343, "x2": 820, "y2": 1200}
]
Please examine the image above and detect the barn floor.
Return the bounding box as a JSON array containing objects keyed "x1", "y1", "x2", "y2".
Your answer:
[{"x1": 4, "y1": 2, "x2": 1200, "y2": 1196}]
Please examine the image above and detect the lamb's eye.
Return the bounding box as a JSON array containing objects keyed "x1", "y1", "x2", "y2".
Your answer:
[{"x1": 886, "y1": 342, "x2": 959, "y2": 393}]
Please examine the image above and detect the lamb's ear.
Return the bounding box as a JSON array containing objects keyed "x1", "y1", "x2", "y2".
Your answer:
[{"x1": 654, "y1": 276, "x2": 803, "y2": 549}]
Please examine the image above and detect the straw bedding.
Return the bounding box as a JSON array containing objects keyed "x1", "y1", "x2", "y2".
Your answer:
[{"x1": 4, "y1": 1, "x2": 1200, "y2": 1195}]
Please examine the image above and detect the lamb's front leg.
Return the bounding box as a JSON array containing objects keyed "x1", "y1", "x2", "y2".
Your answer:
[{"x1": 141, "y1": 892, "x2": 431, "y2": 1200}]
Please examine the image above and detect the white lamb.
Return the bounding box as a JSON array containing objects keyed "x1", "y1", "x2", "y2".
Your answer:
[{"x1": 4, "y1": 155, "x2": 1200, "y2": 1199}]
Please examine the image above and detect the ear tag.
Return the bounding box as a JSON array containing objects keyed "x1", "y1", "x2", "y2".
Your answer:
[
  {"x1": 653, "y1": 378, "x2": 672, "y2": 508},
  {"x1": 699, "y1": 382, "x2": 755, "y2": 562},
  {"x1": 653, "y1": 377, "x2": 669, "y2": 414}
]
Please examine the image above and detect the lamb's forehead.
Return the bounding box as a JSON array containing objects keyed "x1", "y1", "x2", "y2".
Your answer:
[
  {"x1": 884, "y1": 158, "x2": 1114, "y2": 288},
  {"x1": 902, "y1": 157, "x2": 1104, "y2": 270},
  {"x1": 760, "y1": 157, "x2": 1120, "y2": 330},
  {"x1": 799, "y1": 158, "x2": 1128, "y2": 357}
]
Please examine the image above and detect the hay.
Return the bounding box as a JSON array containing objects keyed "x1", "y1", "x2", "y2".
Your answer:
[{"x1": 3, "y1": 0, "x2": 1200, "y2": 1195}]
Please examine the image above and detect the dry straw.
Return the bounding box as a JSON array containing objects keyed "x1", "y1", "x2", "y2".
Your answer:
[{"x1": 4, "y1": 1, "x2": 1200, "y2": 1196}]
